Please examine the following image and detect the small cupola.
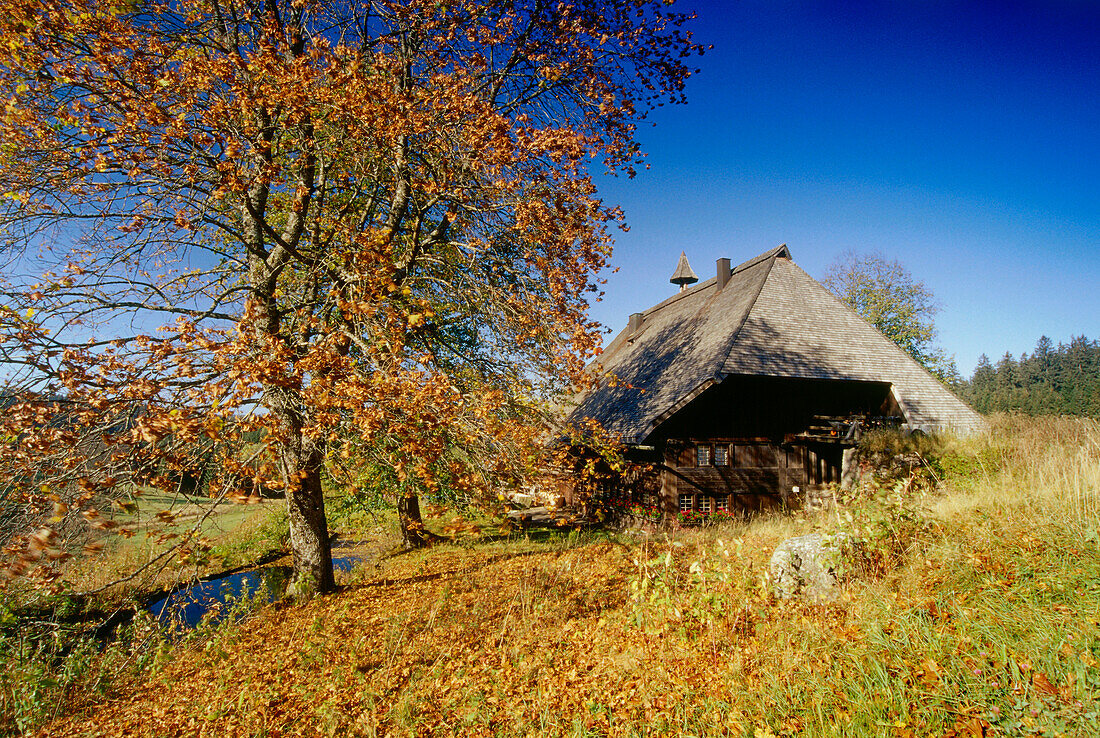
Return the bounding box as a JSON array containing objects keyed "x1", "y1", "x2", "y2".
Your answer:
[{"x1": 669, "y1": 251, "x2": 699, "y2": 292}]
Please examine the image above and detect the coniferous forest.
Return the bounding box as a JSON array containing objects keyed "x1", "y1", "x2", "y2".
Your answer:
[{"x1": 955, "y1": 335, "x2": 1100, "y2": 418}]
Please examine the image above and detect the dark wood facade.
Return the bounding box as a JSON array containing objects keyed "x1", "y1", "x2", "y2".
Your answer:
[
  {"x1": 624, "y1": 374, "x2": 902, "y2": 516},
  {"x1": 569, "y1": 248, "x2": 984, "y2": 519}
]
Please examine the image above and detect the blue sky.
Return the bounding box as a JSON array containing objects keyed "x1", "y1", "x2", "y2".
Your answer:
[{"x1": 592, "y1": 0, "x2": 1099, "y2": 376}]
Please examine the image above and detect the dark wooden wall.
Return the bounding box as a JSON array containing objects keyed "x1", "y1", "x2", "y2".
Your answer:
[
  {"x1": 648, "y1": 375, "x2": 890, "y2": 514},
  {"x1": 652, "y1": 374, "x2": 897, "y2": 441}
]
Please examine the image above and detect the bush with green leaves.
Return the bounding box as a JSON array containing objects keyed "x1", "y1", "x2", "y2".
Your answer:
[{"x1": 836, "y1": 478, "x2": 930, "y2": 580}]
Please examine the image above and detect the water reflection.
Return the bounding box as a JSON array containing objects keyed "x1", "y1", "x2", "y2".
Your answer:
[{"x1": 150, "y1": 555, "x2": 361, "y2": 630}]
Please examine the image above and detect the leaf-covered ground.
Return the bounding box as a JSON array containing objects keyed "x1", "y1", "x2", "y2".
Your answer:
[
  {"x1": 27, "y1": 417, "x2": 1100, "y2": 736},
  {"x1": 40, "y1": 513, "x2": 1100, "y2": 737}
]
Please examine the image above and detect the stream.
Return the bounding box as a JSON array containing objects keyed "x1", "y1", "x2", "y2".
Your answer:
[{"x1": 149, "y1": 555, "x2": 362, "y2": 630}]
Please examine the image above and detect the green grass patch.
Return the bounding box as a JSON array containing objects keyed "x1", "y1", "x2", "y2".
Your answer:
[{"x1": 11, "y1": 415, "x2": 1100, "y2": 737}]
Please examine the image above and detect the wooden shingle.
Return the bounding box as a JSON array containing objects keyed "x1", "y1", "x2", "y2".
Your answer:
[{"x1": 571, "y1": 245, "x2": 984, "y2": 444}]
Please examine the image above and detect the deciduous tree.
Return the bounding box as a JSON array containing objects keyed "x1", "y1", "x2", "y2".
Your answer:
[
  {"x1": 0, "y1": 0, "x2": 700, "y2": 594},
  {"x1": 822, "y1": 251, "x2": 957, "y2": 382}
]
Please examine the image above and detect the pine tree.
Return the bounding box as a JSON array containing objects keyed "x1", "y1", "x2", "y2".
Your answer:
[{"x1": 957, "y1": 336, "x2": 1100, "y2": 419}]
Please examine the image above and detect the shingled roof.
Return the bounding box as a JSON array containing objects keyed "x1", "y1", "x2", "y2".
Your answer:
[{"x1": 571, "y1": 245, "x2": 985, "y2": 444}]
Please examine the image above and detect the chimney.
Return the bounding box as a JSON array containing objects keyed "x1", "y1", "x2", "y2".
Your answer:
[
  {"x1": 716, "y1": 257, "x2": 731, "y2": 291},
  {"x1": 628, "y1": 312, "x2": 644, "y2": 334}
]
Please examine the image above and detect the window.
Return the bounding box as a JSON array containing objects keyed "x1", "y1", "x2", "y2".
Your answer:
[
  {"x1": 698, "y1": 497, "x2": 712, "y2": 514},
  {"x1": 696, "y1": 444, "x2": 711, "y2": 466},
  {"x1": 678, "y1": 494, "x2": 693, "y2": 513},
  {"x1": 714, "y1": 445, "x2": 728, "y2": 466},
  {"x1": 715, "y1": 496, "x2": 729, "y2": 512}
]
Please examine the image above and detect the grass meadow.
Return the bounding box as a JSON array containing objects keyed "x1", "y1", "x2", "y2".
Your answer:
[{"x1": 2, "y1": 414, "x2": 1099, "y2": 736}]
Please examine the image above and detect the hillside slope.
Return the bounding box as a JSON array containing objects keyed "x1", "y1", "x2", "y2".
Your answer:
[{"x1": 33, "y1": 417, "x2": 1100, "y2": 737}]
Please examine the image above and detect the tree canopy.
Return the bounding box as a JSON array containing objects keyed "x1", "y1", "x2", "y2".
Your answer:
[
  {"x1": 821, "y1": 251, "x2": 957, "y2": 382},
  {"x1": 0, "y1": 0, "x2": 701, "y2": 593},
  {"x1": 958, "y1": 336, "x2": 1100, "y2": 418}
]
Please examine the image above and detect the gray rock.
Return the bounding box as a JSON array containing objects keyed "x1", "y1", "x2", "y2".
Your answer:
[{"x1": 769, "y1": 532, "x2": 849, "y2": 604}]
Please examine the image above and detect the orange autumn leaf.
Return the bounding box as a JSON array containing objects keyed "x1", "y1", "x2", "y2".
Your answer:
[
  {"x1": 0, "y1": 0, "x2": 703, "y2": 590},
  {"x1": 1032, "y1": 671, "x2": 1059, "y2": 697}
]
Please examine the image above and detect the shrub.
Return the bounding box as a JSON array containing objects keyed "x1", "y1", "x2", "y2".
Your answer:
[
  {"x1": 0, "y1": 602, "x2": 169, "y2": 735},
  {"x1": 856, "y1": 428, "x2": 942, "y2": 490},
  {"x1": 839, "y1": 477, "x2": 929, "y2": 579}
]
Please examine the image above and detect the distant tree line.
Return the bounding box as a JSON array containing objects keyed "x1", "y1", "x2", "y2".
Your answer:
[{"x1": 956, "y1": 335, "x2": 1100, "y2": 418}]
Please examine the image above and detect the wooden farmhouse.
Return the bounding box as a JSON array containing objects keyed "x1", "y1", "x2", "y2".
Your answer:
[{"x1": 567, "y1": 245, "x2": 985, "y2": 518}]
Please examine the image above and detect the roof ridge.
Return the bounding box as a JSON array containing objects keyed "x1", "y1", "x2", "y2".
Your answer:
[
  {"x1": 641, "y1": 274, "x2": 714, "y2": 316},
  {"x1": 713, "y1": 251, "x2": 781, "y2": 381},
  {"x1": 640, "y1": 244, "x2": 791, "y2": 318},
  {"x1": 731, "y1": 243, "x2": 790, "y2": 275},
  {"x1": 783, "y1": 258, "x2": 986, "y2": 417}
]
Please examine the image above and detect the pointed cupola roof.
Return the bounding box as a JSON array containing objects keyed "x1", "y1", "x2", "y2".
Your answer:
[
  {"x1": 570, "y1": 244, "x2": 985, "y2": 444},
  {"x1": 669, "y1": 251, "x2": 699, "y2": 291}
]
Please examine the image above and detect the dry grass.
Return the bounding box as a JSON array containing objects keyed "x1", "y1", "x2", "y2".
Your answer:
[
  {"x1": 931, "y1": 414, "x2": 1100, "y2": 530},
  {"x1": 10, "y1": 415, "x2": 1100, "y2": 737}
]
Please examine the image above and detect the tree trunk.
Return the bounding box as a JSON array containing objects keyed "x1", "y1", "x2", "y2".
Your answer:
[
  {"x1": 398, "y1": 494, "x2": 431, "y2": 550},
  {"x1": 283, "y1": 448, "x2": 335, "y2": 595}
]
